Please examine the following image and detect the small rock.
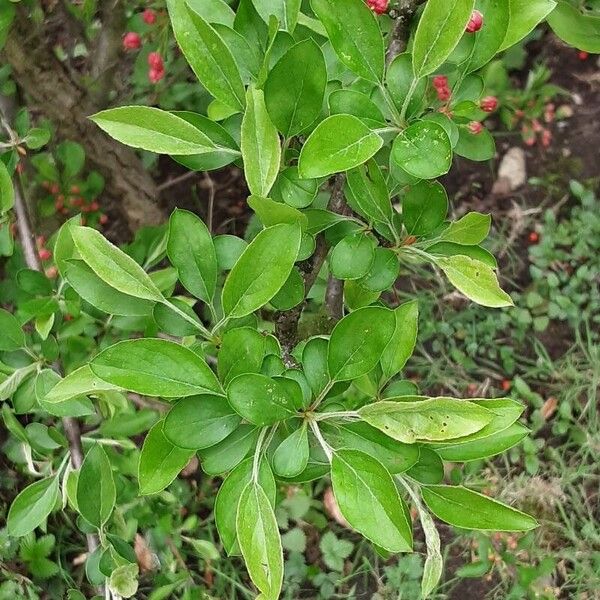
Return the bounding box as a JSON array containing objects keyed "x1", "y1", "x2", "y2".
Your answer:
[{"x1": 492, "y1": 147, "x2": 527, "y2": 195}]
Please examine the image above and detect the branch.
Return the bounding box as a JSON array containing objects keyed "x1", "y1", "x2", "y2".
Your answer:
[{"x1": 386, "y1": 0, "x2": 426, "y2": 64}]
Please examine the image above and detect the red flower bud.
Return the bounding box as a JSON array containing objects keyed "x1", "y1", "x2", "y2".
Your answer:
[
  {"x1": 148, "y1": 67, "x2": 165, "y2": 84},
  {"x1": 366, "y1": 0, "x2": 388, "y2": 14},
  {"x1": 541, "y1": 128, "x2": 552, "y2": 148},
  {"x1": 578, "y1": 51, "x2": 589, "y2": 60},
  {"x1": 123, "y1": 32, "x2": 142, "y2": 51},
  {"x1": 148, "y1": 51, "x2": 164, "y2": 70},
  {"x1": 501, "y1": 379, "x2": 511, "y2": 392},
  {"x1": 50, "y1": 183, "x2": 60, "y2": 195},
  {"x1": 143, "y1": 8, "x2": 157, "y2": 24},
  {"x1": 55, "y1": 199, "x2": 64, "y2": 211},
  {"x1": 436, "y1": 86, "x2": 451, "y2": 102},
  {"x1": 99, "y1": 214, "x2": 109, "y2": 225},
  {"x1": 480, "y1": 96, "x2": 498, "y2": 112},
  {"x1": 468, "y1": 121, "x2": 484, "y2": 134},
  {"x1": 432, "y1": 75, "x2": 448, "y2": 89},
  {"x1": 45, "y1": 266, "x2": 58, "y2": 279},
  {"x1": 466, "y1": 10, "x2": 483, "y2": 33},
  {"x1": 36, "y1": 235, "x2": 46, "y2": 248},
  {"x1": 39, "y1": 248, "x2": 52, "y2": 261},
  {"x1": 89, "y1": 201, "x2": 100, "y2": 211},
  {"x1": 531, "y1": 118, "x2": 543, "y2": 133}
]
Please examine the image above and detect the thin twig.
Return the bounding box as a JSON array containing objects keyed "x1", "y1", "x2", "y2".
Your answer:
[
  {"x1": 203, "y1": 172, "x2": 216, "y2": 233},
  {"x1": 157, "y1": 170, "x2": 199, "y2": 192}
]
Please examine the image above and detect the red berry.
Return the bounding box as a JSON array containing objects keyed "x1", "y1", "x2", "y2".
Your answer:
[
  {"x1": 148, "y1": 51, "x2": 164, "y2": 70},
  {"x1": 366, "y1": 0, "x2": 388, "y2": 14},
  {"x1": 39, "y1": 248, "x2": 52, "y2": 261},
  {"x1": 578, "y1": 51, "x2": 589, "y2": 60},
  {"x1": 501, "y1": 379, "x2": 511, "y2": 391},
  {"x1": 468, "y1": 121, "x2": 484, "y2": 134},
  {"x1": 466, "y1": 10, "x2": 483, "y2": 33},
  {"x1": 148, "y1": 66, "x2": 165, "y2": 83},
  {"x1": 143, "y1": 8, "x2": 157, "y2": 24},
  {"x1": 45, "y1": 266, "x2": 58, "y2": 279},
  {"x1": 528, "y1": 231, "x2": 539, "y2": 243},
  {"x1": 99, "y1": 214, "x2": 109, "y2": 225},
  {"x1": 480, "y1": 96, "x2": 498, "y2": 112},
  {"x1": 432, "y1": 75, "x2": 448, "y2": 89},
  {"x1": 123, "y1": 32, "x2": 142, "y2": 51}
]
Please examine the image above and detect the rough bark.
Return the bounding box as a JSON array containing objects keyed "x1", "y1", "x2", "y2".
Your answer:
[{"x1": 2, "y1": 10, "x2": 163, "y2": 235}]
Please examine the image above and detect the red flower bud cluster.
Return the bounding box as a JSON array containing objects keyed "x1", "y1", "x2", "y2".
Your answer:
[
  {"x1": 366, "y1": 0, "x2": 388, "y2": 14},
  {"x1": 143, "y1": 8, "x2": 157, "y2": 24},
  {"x1": 432, "y1": 75, "x2": 451, "y2": 102},
  {"x1": 122, "y1": 7, "x2": 164, "y2": 84},
  {"x1": 148, "y1": 52, "x2": 165, "y2": 83},
  {"x1": 41, "y1": 180, "x2": 107, "y2": 226},
  {"x1": 480, "y1": 96, "x2": 498, "y2": 112},
  {"x1": 466, "y1": 10, "x2": 483, "y2": 33},
  {"x1": 123, "y1": 32, "x2": 142, "y2": 51},
  {"x1": 468, "y1": 121, "x2": 484, "y2": 135}
]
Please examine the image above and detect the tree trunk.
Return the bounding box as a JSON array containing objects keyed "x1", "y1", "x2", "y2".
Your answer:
[{"x1": 2, "y1": 12, "x2": 164, "y2": 235}]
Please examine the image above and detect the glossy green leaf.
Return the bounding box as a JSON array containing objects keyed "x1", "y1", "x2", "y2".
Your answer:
[
  {"x1": 359, "y1": 396, "x2": 493, "y2": 443},
  {"x1": 218, "y1": 327, "x2": 266, "y2": 385},
  {"x1": 7, "y1": 476, "x2": 59, "y2": 537},
  {"x1": 164, "y1": 395, "x2": 241, "y2": 449},
  {"x1": 167, "y1": 209, "x2": 217, "y2": 304},
  {"x1": 167, "y1": 0, "x2": 245, "y2": 111},
  {"x1": 215, "y1": 457, "x2": 276, "y2": 555},
  {"x1": 227, "y1": 373, "x2": 299, "y2": 425},
  {"x1": 222, "y1": 223, "x2": 302, "y2": 318},
  {"x1": 380, "y1": 300, "x2": 419, "y2": 381},
  {"x1": 272, "y1": 424, "x2": 309, "y2": 477},
  {"x1": 464, "y1": 0, "x2": 510, "y2": 72},
  {"x1": 187, "y1": 0, "x2": 235, "y2": 26},
  {"x1": 0, "y1": 160, "x2": 14, "y2": 214},
  {"x1": 264, "y1": 39, "x2": 327, "y2": 137},
  {"x1": 270, "y1": 267, "x2": 304, "y2": 311},
  {"x1": 455, "y1": 126, "x2": 496, "y2": 161},
  {"x1": 35, "y1": 369, "x2": 95, "y2": 418},
  {"x1": 90, "y1": 106, "x2": 218, "y2": 155},
  {"x1": 328, "y1": 89, "x2": 386, "y2": 128},
  {"x1": 346, "y1": 160, "x2": 394, "y2": 229},
  {"x1": 44, "y1": 365, "x2": 121, "y2": 404},
  {"x1": 77, "y1": 444, "x2": 116, "y2": 528},
  {"x1": 91, "y1": 339, "x2": 222, "y2": 398},
  {"x1": 403, "y1": 181, "x2": 448, "y2": 237},
  {"x1": 298, "y1": 115, "x2": 383, "y2": 179},
  {"x1": 547, "y1": 1, "x2": 600, "y2": 52},
  {"x1": 0, "y1": 308, "x2": 25, "y2": 351},
  {"x1": 311, "y1": 0, "x2": 384, "y2": 83},
  {"x1": 54, "y1": 215, "x2": 81, "y2": 278},
  {"x1": 441, "y1": 212, "x2": 491, "y2": 245},
  {"x1": 330, "y1": 234, "x2": 376, "y2": 280},
  {"x1": 392, "y1": 122, "x2": 452, "y2": 180},
  {"x1": 359, "y1": 248, "x2": 400, "y2": 292},
  {"x1": 331, "y1": 449, "x2": 412, "y2": 552},
  {"x1": 241, "y1": 86, "x2": 281, "y2": 197},
  {"x1": 500, "y1": 0, "x2": 556, "y2": 51},
  {"x1": 427, "y1": 242, "x2": 497, "y2": 268},
  {"x1": 412, "y1": 0, "x2": 475, "y2": 77},
  {"x1": 0, "y1": 363, "x2": 38, "y2": 403},
  {"x1": 406, "y1": 447, "x2": 444, "y2": 484},
  {"x1": 272, "y1": 167, "x2": 319, "y2": 209},
  {"x1": 435, "y1": 422, "x2": 529, "y2": 461},
  {"x1": 138, "y1": 421, "x2": 195, "y2": 495},
  {"x1": 251, "y1": 0, "x2": 301, "y2": 31},
  {"x1": 71, "y1": 226, "x2": 163, "y2": 302},
  {"x1": 421, "y1": 485, "x2": 538, "y2": 531},
  {"x1": 386, "y1": 53, "x2": 427, "y2": 117},
  {"x1": 248, "y1": 196, "x2": 307, "y2": 229},
  {"x1": 436, "y1": 255, "x2": 513, "y2": 307},
  {"x1": 237, "y1": 481, "x2": 283, "y2": 599},
  {"x1": 328, "y1": 306, "x2": 396, "y2": 381},
  {"x1": 199, "y1": 425, "x2": 259, "y2": 475}
]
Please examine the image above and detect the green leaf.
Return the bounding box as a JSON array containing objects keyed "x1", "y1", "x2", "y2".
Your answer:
[
  {"x1": 346, "y1": 160, "x2": 394, "y2": 229},
  {"x1": 0, "y1": 363, "x2": 38, "y2": 402},
  {"x1": 164, "y1": 395, "x2": 241, "y2": 449},
  {"x1": 331, "y1": 449, "x2": 412, "y2": 552},
  {"x1": 455, "y1": 126, "x2": 496, "y2": 161},
  {"x1": 167, "y1": 0, "x2": 245, "y2": 111},
  {"x1": 270, "y1": 268, "x2": 304, "y2": 310},
  {"x1": 547, "y1": 1, "x2": 600, "y2": 53},
  {"x1": 65, "y1": 261, "x2": 154, "y2": 316},
  {"x1": 7, "y1": 476, "x2": 59, "y2": 537},
  {"x1": 218, "y1": 327, "x2": 266, "y2": 385},
  {"x1": 330, "y1": 234, "x2": 375, "y2": 280},
  {"x1": 272, "y1": 166, "x2": 319, "y2": 209},
  {"x1": 108, "y1": 564, "x2": 139, "y2": 598},
  {"x1": 323, "y1": 422, "x2": 419, "y2": 474},
  {"x1": 241, "y1": 87, "x2": 281, "y2": 197},
  {"x1": 272, "y1": 424, "x2": 309, "y2": 477},
  {"x1": 0, "y1": 308, "x2": 25, "y2": 351},
  {"x1": 359, "y1": 248, "x2": 400, "y2": 292},
  {"x1": 358, "y1": 396, "x2": 493, "y2": 443},
  {"x1": 71, "y1": 226, "x2": 163, "y2": 302},
  {"x1": 0, "y1": 160, "x2": 14, "y2": 214},
  {"x1": 380, "y1": 300, "x2": 419, "y2": 381},
  {"x1": 264, "y1": 39, "x2": 327, "y2": 137},
  {"x1": 406, "y1": 447, "x2": 444, "y2": 484},
  {"x1": 227, "y1": 374, "x2": 299, "y2": 425},
  {"x1": 500, "y1": 0, "x2": 556, "y2": 51},
  {"x1": 187, "y1": 0, "x2": 235, "y2": 26},
  {"x1": 319, "y1": 531, "x2": 353, "y2": 572},
  {"x1": 77, "y1": 444, "x2": 116, "y2": 528},
  {"x1": 222, "y1": 223, "x2": 301, "y2": 318},
  {"x1": 436, "y1": 255, "x2": 513, "y2": 307},
  {"x1": 392, "y1": 121, "x2": 452, "y2": 180},
  {"x1": 329, "y1": 89, "x2": 386, "y2": 128},
  {"x1": 138, "y1": 420, "x2": 195, "y2": 495},
  {"x1": 237, "y1": 481, "x2": 283, "y2": 599},
  {"x1": 421, "y1": 485, "x2": 538, "y2": 531},
  {"x1": 215, "y1": 457, "x2": 276, "y2": 555},
  {"x1": 427, "y1": 242, "x2": 497, "y2": 268},
  {"x1": 298, "y1": 115, "x2": 383, "y2": 179},
  {"x1": 412, "y1": 0, "x2": 475, "y2": 77},
  {"x1": 386, "y1": 53, "x2": 427, "y2": 118},
  {"x1": 199, "y1": 424, "x2": 259, "y2": 475},
  {"x1": 403, "y1": 181, "x2": 448, "y2": 237},
  {"x1": 248, "y1": 196, "x2": 307, "y2": 229},
  {"x1": 436, "y1": 422, "x2": 528, "y2": 462},
  {"x1": 167, "y1": 209, "x2": 217, "y2": 304},
  {"x1": 251, "y1": 0, "x2": 301, "y2": 31},
  {"x1": 440, "y1": 212, "x2": 491, "y2": 245},
  {"x1": 90, "y1": 106, "x2": 218, "y2": 155},
  {"x1": 328, "y1": 306, "x2": 395, "y2": 381},
  {"x1": 311, "y1": 0, "x2": 384, "y2": 83},
  {"x1": 44, "y1": 365, "x2": 121, "y2": 404},
  {"x1": 91, "y1": 339, "x2": 222, "y2": 398}
]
